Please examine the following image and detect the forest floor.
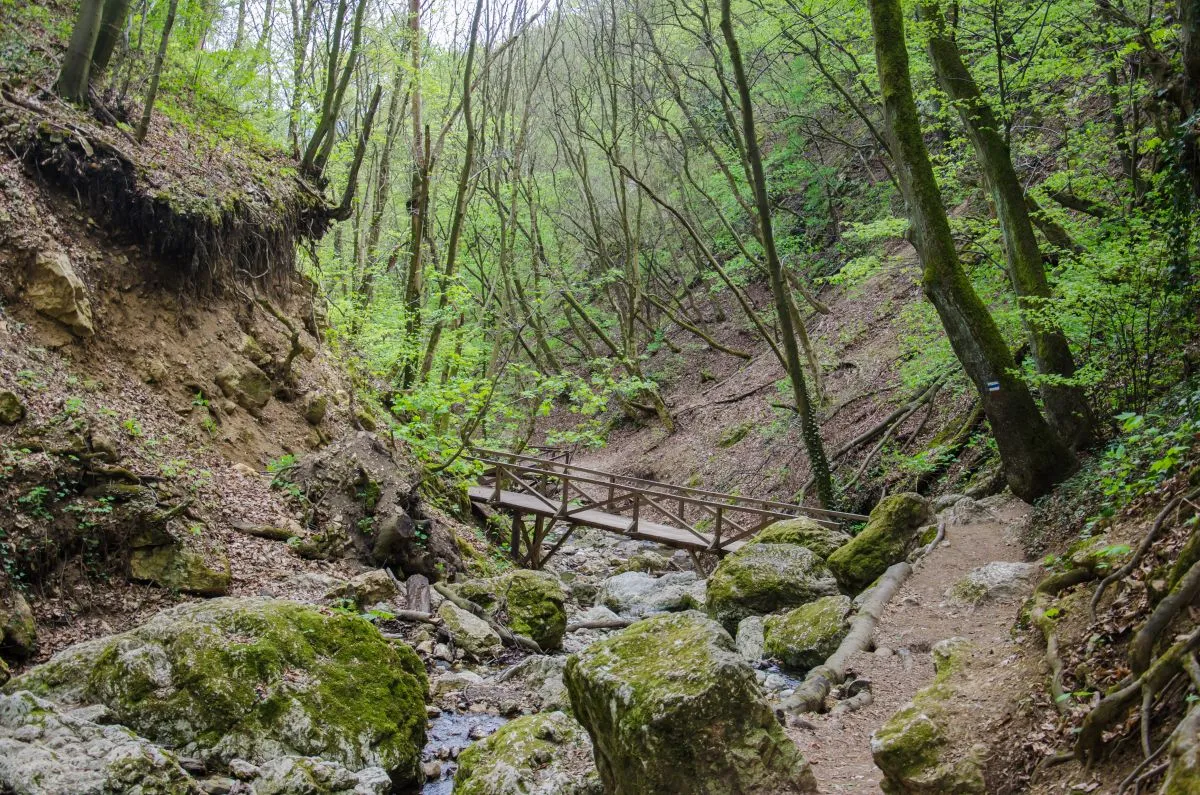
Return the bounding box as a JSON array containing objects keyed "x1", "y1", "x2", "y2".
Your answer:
[{"x1": 790, "y1": 496, "x2": 1038, "y2": 791}]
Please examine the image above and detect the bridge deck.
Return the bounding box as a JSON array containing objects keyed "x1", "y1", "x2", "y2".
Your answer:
[{"x1": 467, "y1": 486, "x2": 748, "y2": 553}]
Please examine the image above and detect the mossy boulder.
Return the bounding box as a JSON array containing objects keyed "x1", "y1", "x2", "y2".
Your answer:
[
  {"x1": 749, "y1": 518, "x2": 851, "y2": 560},
  {"x1": 705, "y1": 544, "x2": 839, "y2": 633},
  {"x1": 215, "y1": 361, "x2": 273, "y2": 413},
  {"x1": 304, "y1": 391, "x2": 330, "y2": 425},
  {"x1": 826, "y1": 494, "x2": 931, "y2": 593},
  {"x1": 600, "y1": 570, "x2": 705, "y2": 617},
  {"x1": 437, "y1": 601, "x2": 503, "y2": 659},
  {"x1": 870, "y1": 637, "x2": 985, "y2": 794},
  {"x1": 1067, "y1": 533, "x2": 1132, "y2": 575},
  {"x1": 0, "y1": 390, "x2": 25, "y2": 425},
  {"x1": 564, "y1": 611, "x2": 817, "y2": 794},
  {"x1": 251, "y1": 756, "x2": 391, "y2": 794},
  {"x1": 0, "y1": 590, "x2": 37, "y2": 660},
  {"x1": 763, "y1": 595, "x2": 852, "y2": 671},
  {"x1": 5, "y1": 598, "x2": 428, "y2": 788},
  {"x1": 324, "y1": 569, "x2": 400, "y2": 609},
  {"x1": 456, "y1": 570, "x2": 567, "y2": 650},
  {"x1": 613, "y1": 550, "x2": 672, "y2": 574},
  {"x1": 129, "y1": 544, "x2": 231, "y2": 596},
  {"x1": 453, "y1": 711, "x2": 602, "y2": 795}
]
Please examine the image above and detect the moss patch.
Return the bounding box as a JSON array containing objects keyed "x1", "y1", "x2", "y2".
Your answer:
[
  {"x1": 826, "y1": 493, "x2": 931, "y2": 593},
  {"x1": 763, "y1": 595, "x2": 852, "y2": 671},
  {"x1": 705, "y1": 544, "x2": 839, "y2": 632},
  {"x1": 749, "y1": 519, "x2": 852, "y2": 560},
  {"x1": 456, "y1": 570, "x2": 567, "y2": 651}
]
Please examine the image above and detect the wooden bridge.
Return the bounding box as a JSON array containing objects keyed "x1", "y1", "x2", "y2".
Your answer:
[{"x1": 466, "y1": 448, "x2": 868, "y2": 568}]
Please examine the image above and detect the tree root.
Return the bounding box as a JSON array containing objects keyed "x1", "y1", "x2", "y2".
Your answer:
[
  {"x1": 1075, "y1": 626, "x2": 1200, "y2": 764},
  {"x1": 1129, "y1": 556, "x2": 1200, "y2": 675},
  {"x1": 783, "y1": 561, "x2": 912, "y2": 715},
  {"x1": 1091, "y1": 486, "x2": 1200, "y2": 621},
  {"x1": 1031, "y1": 591, "x2": 1070, "y2": 715},
  {"x1": 567, "y1": 618, "x2": 635, "y2": 632}
]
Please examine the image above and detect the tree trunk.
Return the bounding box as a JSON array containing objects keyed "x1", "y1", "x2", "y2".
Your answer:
[
  {"x1": 56, "y1": 0, "x2": 105, "y2": 103},
  {"x1": 919, "y1": 0, "x2": 1095, "y2": 450},
  {"x1": 867, "y1": 0, "x2": 1075, "y2": 502},
  {"x1": 91, "y1": 0, "x2": 131, "y2": 76},
  {"x1": 720, "y1": 0, "x2": 833, "y2": 507},
  {"x1": 135, "y1": 0, "x2": 179, "y2": 142}
]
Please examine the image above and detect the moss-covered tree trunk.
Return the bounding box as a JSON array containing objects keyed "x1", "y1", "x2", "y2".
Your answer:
[
  {"x1": 135, "y1": 0, "x2": 178, "y2": 142},
  {"x1": 91, "y1": 0, "x2": 131, "y2": 77},
  {"x1": 918, "y1": 0, "x2": 1094, "y2": 450},
  {"x1": 866, "y1": 0, "x2": 1075, "y2": 501},
  {"x1": 720, "y1": 0, "x2": 833, "y2": 507},
  {"x1": 55, "y1": 0, "x2": 106, "y2": 103}
]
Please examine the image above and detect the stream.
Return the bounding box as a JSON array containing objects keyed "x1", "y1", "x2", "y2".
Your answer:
[{"x1": 419, "y1": 711, "x2": 508, "y2": 794}]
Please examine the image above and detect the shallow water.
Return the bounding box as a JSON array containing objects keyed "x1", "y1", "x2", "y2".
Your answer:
[{"x1": 419, "y1": 711, "x2": 508, "y2": 794}]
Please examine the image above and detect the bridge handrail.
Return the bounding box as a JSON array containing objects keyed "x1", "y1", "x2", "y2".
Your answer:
[{"x1": 468, "y1": 447, "x2": 869, "y2": 523}]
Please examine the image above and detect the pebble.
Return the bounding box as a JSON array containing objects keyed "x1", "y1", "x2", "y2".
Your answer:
[
  {"x1": 467, "y1": 723, "x2": 491, "y2": 740},
  {"x1": 228, "y1": 759, "x2": 259, "y2": 781},
  {"x1": 425, "y1": 705, "x2": 441, "y2": 718},
  {"x1": 433, "y1": 643, "x2": 453, "y2": 661},
  {"x1": 416, "y1": 640, "x2": 434, "y2": 655},
  {"x1": 468, "y1": 703, "x2": 488, "y2": 713},
  {"x1": 875, "y1": 646, "x2": 894, "y2": 657},
  {"x1": 422, "y1": 761, "x2": 442, "y2": 780}
]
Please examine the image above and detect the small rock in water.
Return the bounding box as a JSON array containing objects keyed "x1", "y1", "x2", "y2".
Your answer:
[
  {"x1": 416, "y1": 640, "x2": 434, "y2": 655},
  {"x1": 467, "y1": 723, "x2": 491, "y2": 740},
  {"x1": 468, "y1": 702, "x2": 488, "y2": 713},
  {"x1": 421, "y1": 760, "x2": 442, "y2": 780},
  {"x1": 763, "y1": 673, "x2": 789, "y2": 691},
  {"x1": 425, "y1": 705, "x2": 442, "y2": 719}
]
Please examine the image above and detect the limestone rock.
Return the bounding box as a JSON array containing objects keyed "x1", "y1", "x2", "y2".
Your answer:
[
  {"x1": 565, "y1": 611, "x2": 817, "y2": 794},
  {"x1": 453, "y1": 711, "x2": 602, "y2": 795},
  {"x1": 735, "y1": 616, "x2": 765, "y2": 662},
  {"x1": 763, "y1": 595, "x2": 852, "y2": 671},
  {"x1": 215, "y1": 362, "x2": 273, "y2": 413},
  {"x1": 826, "y1": 493, "x2": 932, "y2": 593},
  {"x1": 598, "y1": 570, "x2": 705, "y2": 617},
  {"x1": 705, "y1": 544, "x2": 839, "y2": 633},
  {"x1": 431, "y1": 670, "x2": 484, "y2": 697},
  {"x1": 129, "y1": 544, "x2": 231, "y2": 596},
  {"x1": 0, "y1": 390, "x2": 25, "y2": 425},
  {"x1": 456, "y1": 570, "x2": 568, "y2": 650},
  {"x1": 1, "y1": 589, "x2": 37, "y2": 659},
  {"x1": 240, "y1": 334, "x2": 273, "y2": 369},
  {"x1": 497, "y1": 655, "x2": 569, "y2": 712},
  {"x1": 304, "y1": 392, "x2": 329, "y2": 425},
  {"x1": 749, "y1": 518, "x2": 851, "y2": 560},
  {"x1": 1068, "y1": 534, "x2": 1132, "y2": 574},
  {"x1": 437, "y1": 601, "x2": 503, "y2": 660},
  {"x1": 871, "y1": 637, "x2": 986, "y2": 794},
  {"x1": 613, "y1": 550, "x2": 672, "y2": 574},
  {"x1": 0, "y1": 690, "x2": 200, "y2": 794},
  {"x1": 325, "y1": 570, "x2": 400, "y2": 609},
  {"x1": 25, "y1": 250, "x2": 94, "y2": 337},
  {"x1": 7, "y1": 598, "x2": 428, "y2": 787},
  {"x1": 251, "y1": 756, "x2": 391, "y2": 795},
  {"x1": 945, "y1": 562, "x2": 1037, "y2": 607}
]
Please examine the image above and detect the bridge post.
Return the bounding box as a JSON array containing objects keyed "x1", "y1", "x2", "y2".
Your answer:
[
  {"x1": 713, "y1": 505, "x2": 724, "y2": 551},
  {"x1": 560, "y1": 475, "x2": 569, "y2": 515},
  {"x1": 491, "y1": 464, "x2": 503, "y2": 503},
  {"x1": 510, "y1": 514, "x2": 524, "y2": 564},
  {"x1": 631, "y1": 492, "x2": 640, "y2": 534}
]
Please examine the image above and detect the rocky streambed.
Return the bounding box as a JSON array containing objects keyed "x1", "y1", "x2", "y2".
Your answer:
[{"x1": 1, "y1": 491, "x2": 1111, "y2": 794}]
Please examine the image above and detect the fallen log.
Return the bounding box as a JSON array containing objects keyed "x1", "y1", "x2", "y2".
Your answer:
[
  {"x1": 782, "y1": 561, "x2": 912, "y2": 715},
  {"x1": 566, "y1": 618, "x2": 635, "y2": 632}
]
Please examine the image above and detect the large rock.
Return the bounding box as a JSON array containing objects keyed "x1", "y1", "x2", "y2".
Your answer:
[
  {"x1": 763, "y1": 595, "x2": 852, "y2": 671},
  {"x1": 871, "y1": 638, "x2": 986, "y2": 794},
  {"x1": 598, "y1": 570, "x2": 705, "y2": 617},
  {"x1": 826, "y1": 493, "x2": 931, "y2": 593},
  {"x1": 0, "y1": 390, "x2": 25, "y2": 425},
  {"x1": 705, "y1": 544, "x2": 839, "y2": 632},
  {"x1": 0, "y1": 690, "x2": 199, "y2": 795},
  {"x1": 945, "y1": 562, "x2": 1037, "y2": 607},
  {"x1": 496, "y1": 656, "x2": 569, "y2": 713},
  {"x1": 565, "y1": 611, "x2": 817, "y2": 794},
  {"x1": 25, "y1": 250, "x2": 94, "y2": 337},
  {"x1": 453, "y1": 711, "x2": 602, "y2": 795},
  {"x1": 438, "y1": 601, "x2": 503, "y2": 660},
  {"x1": 129, "y1": 544, "x2": 231, "y2": 596},
  {"x1": 251, "y1": 756, "x2": 392, "y2": 795},
  {"x1": 749, "y1": 518, "x2": 851, "y2": 560},
  {"x1": 1, "y1": 589, "x2": 37, "y2": 659},
  {"x1": 325, "y1": 570, "x2": 400, "y2": 609},
  {"x1": 215, "y1": 361, "x2": 273, "y2": 413},
  {"x1": 456, "y1": 570, "x2": 567, "y2": 650},
  {"x1": 735, "y1": 616, "x2": 765, "y2": 662},
  {"x1": 5, "y1": 598, "x2": 428, "y2": 788}
]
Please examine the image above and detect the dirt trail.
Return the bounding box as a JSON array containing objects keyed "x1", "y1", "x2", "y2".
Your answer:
[{"x1": 790, "y1": 497, "x2": 1034, "y2": 792}]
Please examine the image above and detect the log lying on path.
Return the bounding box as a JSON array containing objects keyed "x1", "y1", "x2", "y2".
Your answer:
[
  {"x1": 781, "y1": 561, "x2": 912, "y2": 715},
  {"x1": 566, "y1": 618, "x2": 635, "y2": 632}
]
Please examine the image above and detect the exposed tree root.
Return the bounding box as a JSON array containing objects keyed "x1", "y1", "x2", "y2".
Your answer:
[
  {"x1": 1075, "y1": 626, "x2": 1200, "y2": 765},
  {"x1": 1032, "y1": 567, "x2": 1099, "y2": 716},
  {"x1": 1129, "y1": 557, "x2": 1200, "y2": 675},
  {"x1": 783, "y1": 561, "x2": 912, "y2": 715},
  {"x1": 1091, "y1": 486, "x2": 1200, "y2": 621},
  {"x1": 567, "y1": 618, "x2": 635, "y2": 632}
]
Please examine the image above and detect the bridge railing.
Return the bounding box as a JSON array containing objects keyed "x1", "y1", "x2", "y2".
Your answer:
[{"x1": 468, "y1": 448, "x2": 867, "y2": 551}]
